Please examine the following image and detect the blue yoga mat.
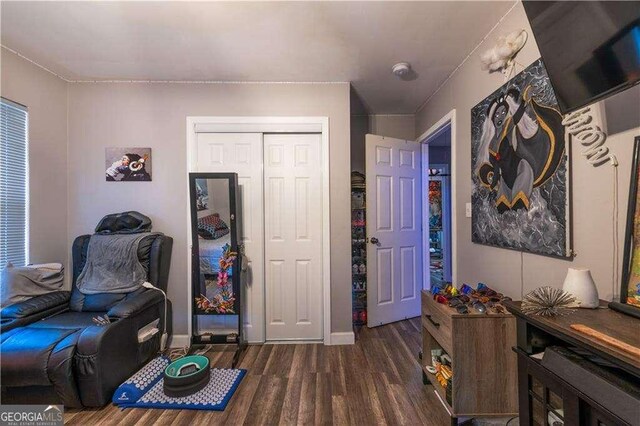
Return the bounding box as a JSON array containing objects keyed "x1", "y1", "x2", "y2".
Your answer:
[{"x1": 112, "y1": 356, "x2": 246, "y2": 411}]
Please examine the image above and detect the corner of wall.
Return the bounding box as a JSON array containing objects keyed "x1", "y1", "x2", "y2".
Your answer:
[{"x1": 64, "y1": 74, "x2": 71, "y2": 289}]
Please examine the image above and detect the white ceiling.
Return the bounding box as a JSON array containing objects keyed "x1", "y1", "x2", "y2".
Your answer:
[{"x1": 0, "y1": 1, "x2": 514, "y2": 113}]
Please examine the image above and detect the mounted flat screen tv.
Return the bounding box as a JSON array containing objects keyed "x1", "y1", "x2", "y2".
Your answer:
[{"x1": 523, "y1": 1, "x2": 640, "y2": 114}]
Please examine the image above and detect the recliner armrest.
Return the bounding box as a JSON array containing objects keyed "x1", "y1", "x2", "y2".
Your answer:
[
  {"x1": 106, "y1": 290, "x2": 163, "y2": 319},
  {"x1": 75, "y1": 292, "x2": 165, "y2": 406},
  {"x1": 1, "y1": 291, "x2": 70, "y2": 319}
]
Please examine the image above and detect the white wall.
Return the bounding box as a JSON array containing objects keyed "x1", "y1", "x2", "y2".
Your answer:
[
  {"x1": 66, "y1": 82, "x2": 353, "y2": 335},
  {"x1": 1, "y1": 49, "x2": 353, "y2": 338},
  {"x1": 0, "y1": 50, "x2": 69, "y2": 276},
  {"x1": 350, "y1": 89, "x2": 369, "y2": 174},
  {"x1": 350, "y1": 109, "x2": 416, "y2": 174},
  {"x1": 369, "y1": 114, "x2": 415, "y2": 141},
  {"x1": 428, "y1": 128, "x2": 452, "y2": 166},
  {"x1": 415, "y1": 2, "x2": 640, "y2": 301}
]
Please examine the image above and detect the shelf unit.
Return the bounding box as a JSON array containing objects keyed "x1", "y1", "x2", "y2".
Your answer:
[
  {"x1": 421, "y1": 290, "x2": 518, "y2": 425},
  {"x1": 351, "y1": 183, "x2": 367, "y2": 327}
]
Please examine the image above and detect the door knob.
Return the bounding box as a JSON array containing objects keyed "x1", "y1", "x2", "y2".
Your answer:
[{"x1": 370, "y1": 237, "x2": 379, "y2": 245}]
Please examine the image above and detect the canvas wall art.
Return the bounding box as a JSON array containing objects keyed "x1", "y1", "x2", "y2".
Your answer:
[
  {"x1": 471, "y1": 58, "x2": 571, "y2": 257},
  {"x1": 620, "y1": 136, "x2": 640, "y2": 309},
  {"x1": 105, "y1": 147, "x2": 152, "y2": 181}
]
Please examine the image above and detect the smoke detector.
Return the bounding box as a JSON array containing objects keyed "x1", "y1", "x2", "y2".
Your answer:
[{"x1": 392, "y1": 62, "x2": 412, "y2": 78}]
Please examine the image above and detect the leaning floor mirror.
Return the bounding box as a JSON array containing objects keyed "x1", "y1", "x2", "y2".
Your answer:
[{"x1": 188, "y1": 173, "x2": 244, "y2": 362}]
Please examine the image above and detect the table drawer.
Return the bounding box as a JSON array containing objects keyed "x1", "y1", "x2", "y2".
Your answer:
[{"x1": 421, "y1": 292, "x2": 453, "y2": 353}]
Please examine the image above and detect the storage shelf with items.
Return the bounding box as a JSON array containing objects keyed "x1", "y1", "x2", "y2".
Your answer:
[
  {"x1": 421, "y1": 283, "x2": 518, "y2": 425},
  {"x1": 422, "y1": 335, "x2": 454, "y2": 409},
  {"x1": 351, "y1": 171, "x2": 367, "y2": 327}
]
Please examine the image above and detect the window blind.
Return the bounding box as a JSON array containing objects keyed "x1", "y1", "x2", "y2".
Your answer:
[{"x1": 1, "y1": 98, "x2": 28, "y2": 271}]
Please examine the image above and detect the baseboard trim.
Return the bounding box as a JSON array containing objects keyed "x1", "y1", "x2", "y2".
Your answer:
[
  {"x1": 170, "y1": 334, "x2": 270, "y2": 347},
  {"x1": 329, "y1": 331, "x2": 355, "y2": 345},
  {"x1": 169, "y1": 334, "x2": 190, "y2": 348},
  {"x1": 171, "y1": 332, "x2": 355, "y2": 347}
]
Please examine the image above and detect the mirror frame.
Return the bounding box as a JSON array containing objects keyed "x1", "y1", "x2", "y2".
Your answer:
[{"x1": 188, "y1": 172, "x2": 241, "y2": 316}]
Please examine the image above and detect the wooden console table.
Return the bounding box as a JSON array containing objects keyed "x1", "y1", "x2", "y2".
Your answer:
[
  {"x1": 504, "y1": 300, "x2": 640, "y2": 425},
  {"x1": 420, "y1": 290, "x2": 518, "y2": 425}
]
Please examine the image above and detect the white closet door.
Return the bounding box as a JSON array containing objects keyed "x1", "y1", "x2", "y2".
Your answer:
[
  {"x1": 195, "y1": 133, "x2": 264, "y2": 343},
  {"x1": 264, "y1": 134, "x2": 323, "y2": 341}
]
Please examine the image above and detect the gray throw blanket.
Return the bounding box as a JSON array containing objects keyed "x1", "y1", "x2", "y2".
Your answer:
[{"x1": 76, "y1": 233, "x2": 160, "y2": 294}]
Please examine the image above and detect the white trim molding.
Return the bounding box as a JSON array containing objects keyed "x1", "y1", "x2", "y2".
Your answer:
[
  {"x1": 2, "y1": 45, "x2": 349, "y2": 86},
  {"x1": 416, "y1": 109, "x2": 458, "y2": 285},
  {"x1": 169, "y1": 334, "x2": 191, "y2": 349},
  {"x1": 186, "y1": 116, "x2": 332, "y2": 345},
  {"x1": 328, "y1": 332, "x2": 355, "y2": 345}
]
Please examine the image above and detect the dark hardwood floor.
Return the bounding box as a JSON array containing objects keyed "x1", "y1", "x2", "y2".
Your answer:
[{"x1": 66, "y1": 318, "x2": 450, "y2": 425}]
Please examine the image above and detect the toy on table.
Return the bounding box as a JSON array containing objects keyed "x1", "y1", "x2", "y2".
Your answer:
[
  {"x1": 460, "y1": 284, "x2": 475, "y2": 295},
  {"x1": 434, "y1": 294, "x2": 448, "y2": 304},
  {"x1": 431, "y1": 282, "x2": 510, "y2": 315},
  {"x1": 455, "y1": 305, "x2": 469, "y2": 314},
  {"x1": 472, "y1": 300, "x2": 487, "y2": 313}
]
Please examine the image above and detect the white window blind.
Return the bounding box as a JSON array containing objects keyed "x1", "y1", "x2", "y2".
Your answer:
[{"x1": 1, "y1": 98, "x2": 28, "y2": 270}]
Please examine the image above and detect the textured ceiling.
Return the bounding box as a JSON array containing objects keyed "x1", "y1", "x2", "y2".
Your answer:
[{"x1": 1, "y1": 1, "x2": 515, "y2": 113}]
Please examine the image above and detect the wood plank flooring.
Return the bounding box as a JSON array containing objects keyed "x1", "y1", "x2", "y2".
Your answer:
[{"x1": 65, "y1": 318, "x2": 450, "y2": 425}]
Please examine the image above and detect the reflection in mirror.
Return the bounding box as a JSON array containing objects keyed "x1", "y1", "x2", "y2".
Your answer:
[{"x1": 193, "y1": 178, "x2": 237, "y2": 314}]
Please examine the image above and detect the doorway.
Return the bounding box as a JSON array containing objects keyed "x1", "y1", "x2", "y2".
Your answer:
[
  {"x1": 418, "y1": 110, "x2": 457, "y2": 289},
  {"x1": 428, "y1": 162, "x2": 451, "y2": 287}
]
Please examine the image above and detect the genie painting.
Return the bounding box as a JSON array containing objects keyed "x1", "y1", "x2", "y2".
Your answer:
[{"x1": 471, "y1": 59, "x2": 571, "y2": 257}]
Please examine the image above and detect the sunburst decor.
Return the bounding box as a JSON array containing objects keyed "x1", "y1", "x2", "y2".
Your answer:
[{"x1": 522, "y1": 286, "x2": 579, "y2": 317}]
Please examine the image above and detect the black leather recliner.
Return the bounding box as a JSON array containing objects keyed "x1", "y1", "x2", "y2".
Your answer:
[{"x1": 0, "y1": 233, "x2": 173, "y2": 407}]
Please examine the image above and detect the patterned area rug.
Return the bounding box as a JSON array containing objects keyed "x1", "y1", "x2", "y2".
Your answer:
[{"x1": 113, "y1": 356, "x2": 246, "y2": 411}]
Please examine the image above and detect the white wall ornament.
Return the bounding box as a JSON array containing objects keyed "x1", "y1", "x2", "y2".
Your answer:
[
  {"x1": 480, "y1": 29, "x2": 528, "y2": 76},
  {"x1": 562, "y1": 105, "x2": 616, "y2": 167}
]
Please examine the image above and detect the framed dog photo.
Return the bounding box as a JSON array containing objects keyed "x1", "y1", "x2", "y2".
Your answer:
[{"x1": 105, "y1": 147, "x2": 152, "y2": 182}]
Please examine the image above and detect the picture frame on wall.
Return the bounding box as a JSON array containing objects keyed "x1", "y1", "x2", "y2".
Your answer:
[
  {"x1": 610, "y1": 135, "x2": 640, "y2": 319},
  {"x1": 105, "y1": 147, "x2": 152, "y2": 181}
]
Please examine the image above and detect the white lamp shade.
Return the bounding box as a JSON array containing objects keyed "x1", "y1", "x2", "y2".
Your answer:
[{"x1": 562, "y1": 268, "x2": 599, "y2": 308}]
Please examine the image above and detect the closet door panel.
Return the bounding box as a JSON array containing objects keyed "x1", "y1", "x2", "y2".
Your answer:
[
  {"x1": 264, "y1": 134, "x2": 323, "y2": 341},
  {"x1": 195, "y1": 132, "x2": 264, "y2": 343}
]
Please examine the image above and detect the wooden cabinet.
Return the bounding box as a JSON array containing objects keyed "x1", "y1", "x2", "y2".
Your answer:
[
  {"x1": 421, "y1": 290, "x2": 518, "y2": 423},
  {"x1": 505, "y1": 300, "x2": 640, "y2": 426}
]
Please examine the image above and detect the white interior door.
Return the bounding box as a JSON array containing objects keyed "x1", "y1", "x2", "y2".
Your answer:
[
  {"x1": 366, "y1": 134, "x2": 422, "y2": 327},
  {"x1": 264, "y1": 134, "x2": 323, "y2": 340},
  {"x1": 195, "y1": 132, "x2": 265, "y2": 343}
]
